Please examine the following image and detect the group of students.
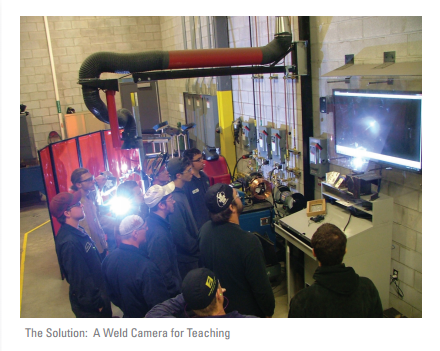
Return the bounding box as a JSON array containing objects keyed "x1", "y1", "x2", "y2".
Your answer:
[{"x1": 49, "y1": 147, "x2": 383, "y2": 318}]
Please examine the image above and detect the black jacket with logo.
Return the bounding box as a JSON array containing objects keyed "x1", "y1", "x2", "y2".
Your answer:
[
  {"x1": 184, "y1": 171, "x2": 211, "y2": 230},
  {"x1": 55, "y1": 223, "x2": 107, "y2": 313},
  {"x1": 288, "y1": 263, "x2": 383, "y2": 318}
]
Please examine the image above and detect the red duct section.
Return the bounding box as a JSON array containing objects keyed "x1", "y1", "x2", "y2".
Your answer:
[
  {"x1": 168, "y1": 48, "x2": 263, "y2": 69},
  {"x1": 105, "y1": 90, "x2": 121, "y2": 149}
]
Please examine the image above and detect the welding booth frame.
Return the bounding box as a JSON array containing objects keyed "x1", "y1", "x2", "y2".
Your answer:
[{"x1": 38, "y1": 129, "x2": 142, "y2": 249}]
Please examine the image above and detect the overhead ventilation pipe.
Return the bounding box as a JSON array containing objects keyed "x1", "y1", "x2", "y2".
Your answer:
[{"x1": 79, "y1": 16, "x2": 292, "y2": 131}]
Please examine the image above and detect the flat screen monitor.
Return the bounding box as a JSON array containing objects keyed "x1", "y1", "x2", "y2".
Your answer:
[{"x1": 333, "y1": 89, "x2": 422, "y2": 172}]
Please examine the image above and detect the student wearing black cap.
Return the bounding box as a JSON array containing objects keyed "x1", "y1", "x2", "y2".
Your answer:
[
  {"x1": 198, "y1": 183, "x2": 275, "y2": 318},
  {"x1": 50, "y1": 192, "x2": 112, "y2": 318},
  {"x1": 145, "y1": 268, "x2": 257, "y2": 318}
]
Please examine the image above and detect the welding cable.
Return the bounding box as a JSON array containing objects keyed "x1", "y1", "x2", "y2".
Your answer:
[
  {"x1": 268, "y1": 168, "x2": 282, "y2": 218},
  {"x1": 284, "y1": 72, "x2": 289, "y2": 148},
  {"x1": 267, "y1": 17, "x2": 275, "y2": 127},
  {"x1": 288, "y1": 17, "x2": 295, "y2": 153},
  {"x1": 389, "y1": 277, "x2": 404, "y2": 298},
  {"x1": 255, "y1": 16, "x2": 263, "y2": 126},
  {"x1": 343, "y1": 213, "x2": 352, "y2": 232},
  {"x1": 232, "y1": 155, "x2": 249, "y2": 181},
  {"x1": 249, "y1": 17, "x2": 258, "y2": 128},
  {"x1": 290, "y1": 73, "x2": 297, "y2": 151}
]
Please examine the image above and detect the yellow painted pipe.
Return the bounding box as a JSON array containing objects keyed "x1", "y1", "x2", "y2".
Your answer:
[{"x1": 216, "y1": 90, "x2": 236, "y2": 170}]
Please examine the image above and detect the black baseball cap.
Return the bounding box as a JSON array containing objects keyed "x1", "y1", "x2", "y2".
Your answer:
[
  {"x1": 167, "y1": 157, "x2": 190, "y2": 177},
  {"x1": 182, "y1": 268, "x2": 219, "y2": 310},
  {"x1": 204, "y1": 183, "x2": 234, "y2": 214}
]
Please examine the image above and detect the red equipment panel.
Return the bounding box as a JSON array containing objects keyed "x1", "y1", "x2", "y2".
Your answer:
[{"x1": 202, "y1": 156, "x2": 231, "y2": 185}]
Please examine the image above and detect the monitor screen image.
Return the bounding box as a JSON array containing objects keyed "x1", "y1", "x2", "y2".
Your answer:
[{"x1": 333, "y1": 89, "x2": 422, "y2": 172}]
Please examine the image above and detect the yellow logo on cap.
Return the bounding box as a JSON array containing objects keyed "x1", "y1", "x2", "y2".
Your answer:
[{"x1": 205, "y1": 276, "x2": 216, "y2": 296}]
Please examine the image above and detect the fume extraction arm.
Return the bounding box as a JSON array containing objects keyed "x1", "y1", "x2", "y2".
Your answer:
[{"x1": 78, "y1": 16, "x2": 293, "y2": 148}]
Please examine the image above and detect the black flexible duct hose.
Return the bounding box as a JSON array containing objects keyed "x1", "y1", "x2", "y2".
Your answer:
[
  {"x1": 78, "y1": 34, "x2": 291, "y2": 127},
  {"x1": 117, "y1": 108, "x2": 137, "y2": 137},
  {"x1": 79, "y1": 51, "x2": 169, "y2": 125}
]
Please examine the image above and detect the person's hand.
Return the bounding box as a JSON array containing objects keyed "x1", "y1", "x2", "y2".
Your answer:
[{"x1": 99, "y1": 307, "x2": 103, "y2": 312}]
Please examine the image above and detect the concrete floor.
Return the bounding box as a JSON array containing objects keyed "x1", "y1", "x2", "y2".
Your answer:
[{"x1": 20, "y1": 197, "x2": 288, "y2": 318}]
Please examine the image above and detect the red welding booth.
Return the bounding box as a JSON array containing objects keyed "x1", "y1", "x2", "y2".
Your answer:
[
  {"x1": 39, "y1": 129, "x2": 231, "y2": 238},
  {"x1": 39, "y1": 129, "x2": 142, "y2": 236}
]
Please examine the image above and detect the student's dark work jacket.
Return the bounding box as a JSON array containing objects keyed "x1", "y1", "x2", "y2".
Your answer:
[
  {"x1": 102, "y1": 243, "x2": 169, "y2": 318},
  {"x1": 199, "y1": 221, "x2": 275, "y2": 318},
  {"x1": 55, "y1": 223, "x2": 111, "y2": 316},
  {"x1": 140, "y1": 212, "x2": 182, "y2": 298},
  {"x1": 184, "y1": 171, "x2": 211, "y2": 230},
  {"x1": 167, "y1": 187, "x2": 200, "y2": 264},
  {"x1": 288, "y1": 264, "x2": 383, "y2": 318}
]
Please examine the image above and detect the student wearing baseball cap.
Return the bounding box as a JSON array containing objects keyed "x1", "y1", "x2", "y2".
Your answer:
[
  {"x1": 145, "y1": 268, "x2": 257, "y2": 318},
  {"x1": 198, "y1": 183, "x2": 275, "y2": 318},
  {"x1": 140, "y1": 183, "x2": 182, "y2": 298},
  {"x1": 101, "y1": 214, "x2": 169, "y2": 318},
  {"x1": 50, "y1": 192, "x2": 112, "y2": 318}
]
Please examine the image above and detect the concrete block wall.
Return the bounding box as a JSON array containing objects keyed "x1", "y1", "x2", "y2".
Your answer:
[
  {"x1": 310, "y1": 16, "x2": 422, "y2": 317},
  {"x1": 157, "y1": 17, "x2": 188, "y2": 129},
  {"x1": 20, "y1": 16, "x2": 163, "y2": 150}
]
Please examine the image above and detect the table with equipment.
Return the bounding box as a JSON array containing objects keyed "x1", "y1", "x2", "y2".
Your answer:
[{"x1": 274, "y1": 182, "x2": 393, "y2": 309}]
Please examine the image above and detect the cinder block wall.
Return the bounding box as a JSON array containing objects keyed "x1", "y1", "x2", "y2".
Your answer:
[
  {"x1": 20, "y1": 16, "x2": 163, "y2": 150},
  {"x1": 310, "y1": 16, "x2": 422, "y2": 317}
]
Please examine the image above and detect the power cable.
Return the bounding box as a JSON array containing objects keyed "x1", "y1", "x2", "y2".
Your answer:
[
  {"x1": 389, "y1": 276, "x2": 404, "y2": 298},
  {"x1": 344, "y1": 213, "x2": 352, "y2": 232}
]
